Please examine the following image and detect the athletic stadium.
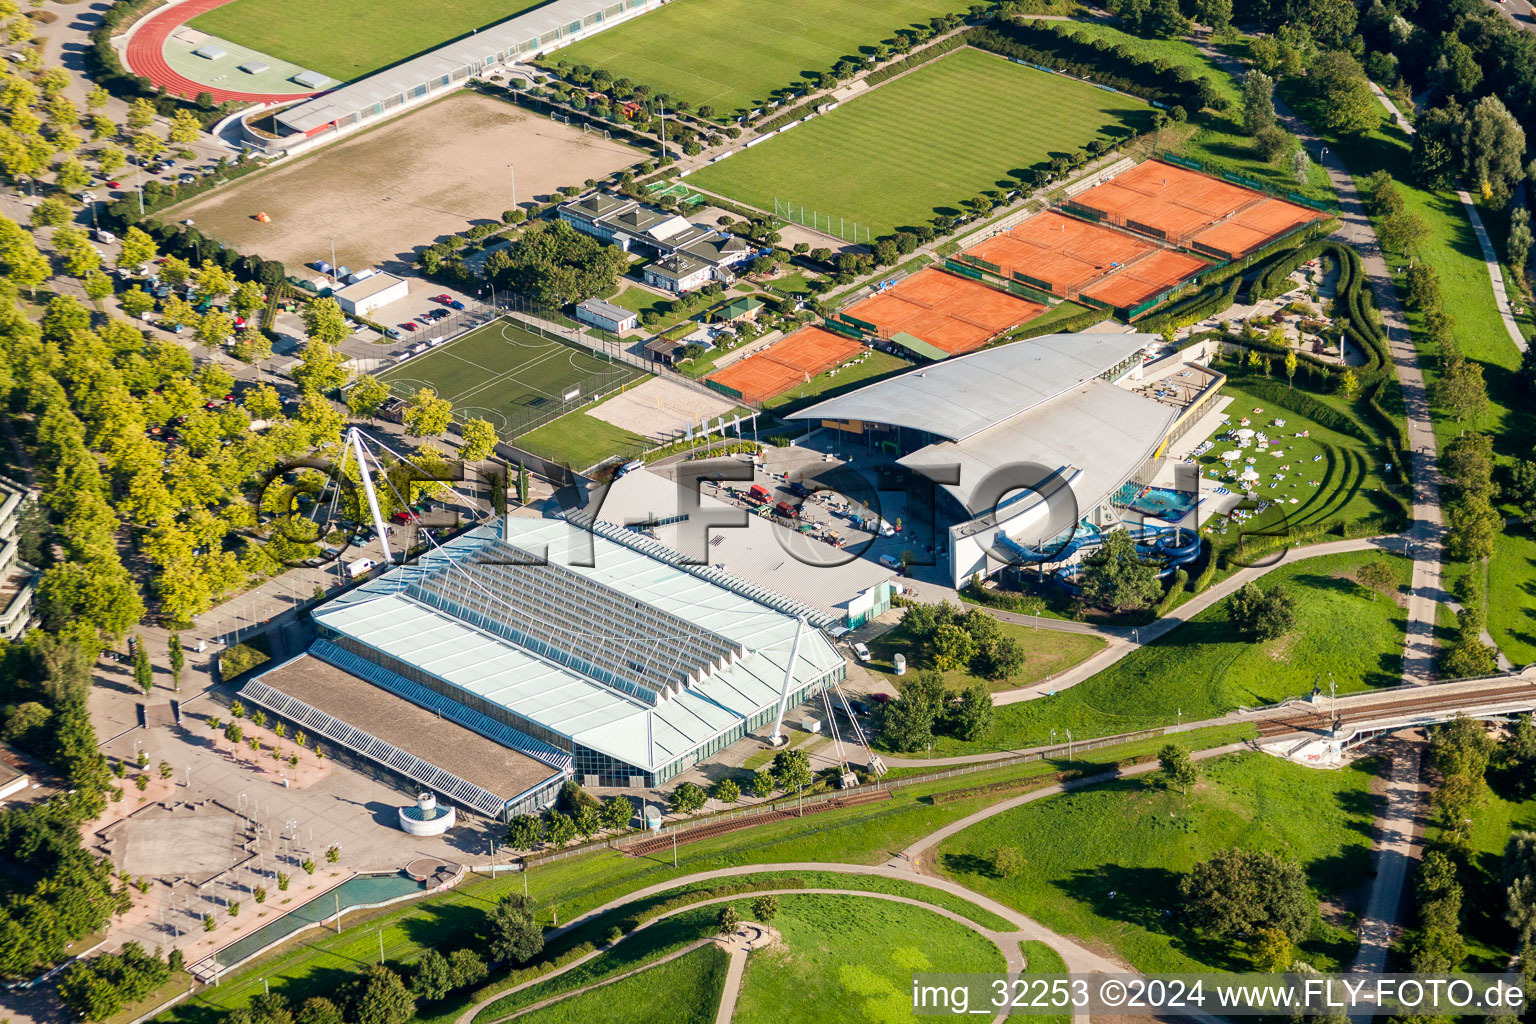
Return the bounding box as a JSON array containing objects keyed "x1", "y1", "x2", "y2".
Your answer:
[
  {"x1": 236, "y1": 516, "x2": 847, "y2": 816},
  {"x1": 788, "y1": 332, "x2": 1225, "y2": 587}
]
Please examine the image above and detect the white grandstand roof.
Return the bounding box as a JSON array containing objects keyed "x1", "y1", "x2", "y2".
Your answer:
[
  {"x1": 574, "y1": 468, "x2": 894, "y2": 621},
  {"x1": 276, "y1": 0, "x2": 656, "y2": 134},
  {"x1": 310, "y1": 517, "x2": 842, "y2": 773},
  {"x1": 788, "y1": 332, "x2": 1158, "y2": 441}
]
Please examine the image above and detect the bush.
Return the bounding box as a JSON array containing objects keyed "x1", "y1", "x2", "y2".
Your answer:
[{"x1": 217, "y1": 636, "x2": 271, "y2": 680}]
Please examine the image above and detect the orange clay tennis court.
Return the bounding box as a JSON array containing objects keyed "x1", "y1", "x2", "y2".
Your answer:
[
  {"x1": 1070, "y1": 160, "x2": 1322, "y2": 253},
  {"x1": 842, "y1": 269, "x2": 1045, "y2": 355},
  {"x1": 708, "y1": 326, "x2": 864, "y2": 404},
  {"x1": 1079, "y1": 248, "x2": 1214, "y2": 309},
  {"x1": 965, "y1": 210, "x2": 1156, "y2": 295}
]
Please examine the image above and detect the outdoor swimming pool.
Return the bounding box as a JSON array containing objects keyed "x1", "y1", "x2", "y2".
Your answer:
[{"x1": 1127, "y1": 487, "x2": 1200, "y2": 522}]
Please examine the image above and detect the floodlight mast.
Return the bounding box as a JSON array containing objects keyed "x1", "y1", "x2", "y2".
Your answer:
[
  {"x1": 768, "y1": 615, "x2": 806, "y2": 745},
  {"x1": 347, "y1": 427, "x2": 395, "y2": 564}
]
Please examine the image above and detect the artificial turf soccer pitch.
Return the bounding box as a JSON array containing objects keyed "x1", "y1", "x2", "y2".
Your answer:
[
  {"x1": 687, "y1": 48, "x2": 1154, "y2": 237},
  {"x1": 187, "y1": 0, "x2": 546, "y2": 81},
  {"x1": 376, "y1": 318, "x2": 646, "y2": 439},
  {"x1": 550, "y1": 0, "x2": 979, "y2": 117}
]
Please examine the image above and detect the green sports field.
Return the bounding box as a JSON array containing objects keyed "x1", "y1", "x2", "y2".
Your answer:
[
  {"x1": 376, "y1": 318, "x2": 646, "y2": 439},
  {"x1": 550, "y1": 0, "x2": 978, "y2": 117},
  {"x1": 687, "y1": 48, "x2": 1154, "y2": 237},
  {"x1": 187, "y1": 0, "x2": 547, "y2": 82}
]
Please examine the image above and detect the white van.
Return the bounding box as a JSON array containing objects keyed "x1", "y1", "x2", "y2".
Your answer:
[{"x1": 345, "y1": 557, "x2": 375, "y2": 579}]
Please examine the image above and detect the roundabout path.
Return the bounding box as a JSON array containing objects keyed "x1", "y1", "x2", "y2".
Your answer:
[{"x1": 123, "y1": 0, "x2": 324, "y2": 103}]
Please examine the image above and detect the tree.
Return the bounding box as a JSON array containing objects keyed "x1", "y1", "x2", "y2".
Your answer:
[
  {"x1": 543, "y1": 810, "x2": 576, "y2": 846},
  {"x1": 1339, "y1": 367, "x2": 1360, "y2": 399},
  {"x1": 409, "y1": 949, "x2": 454, "y2": 1002},
  {"x1": 1241, "y1": 70, "x2": 1276, "y2": 135},
  {"x1": 30, "y1": 197, "x2": 71, "y2": 229},
  {"x1": 1080, "y1": 529, "x2": 1161, "y2": 612},
  {"x1": 716, "y1": 904, "x2": 740, "y2": 936},
  {"x1": 401, "y1": 387, "x2": 453, "y2": 438},
  {"x1": 1445, "y1": 494, "x2": 1501, "y2": 562},
  {"x1": 506, "y1": 814, "x2": 541, "y2": 850},
  {"x1": 1379, "y1": 209, "x2": 1429, "y2": 255},
  {"x1": 772, "y1": 748, "x2": 813, "y2": 794},
  {"x1": 129, "y1": 131, "x2": 163, "y2": 161},
  {"x1": 196, "y1": 310, "x2": 233, "y2": 350},
  {"x1": 1442, "y1": 432, "x2": 1495, "y2": 499},
  {"x1": 1158, "y1": 742, "x2": 1198, "y2": 795},
  {"x1": 133, "y1": 637, "x2": 152, "y2": 694},
  {"x1": 117, "y1": 226, "x2": 156, "y2": 269},
  {"x1": 489, "y1": 222, "x2": 629, "y2": 307},
  {"x1": 125, "y1": 98, "x2": 156, "y2": 131},
  {"x1": 927, "y1": 621, "x2": 977, "y2": 671},
  {"x1": 291, "y1": 340, "x2": 349, "y2": 395},
  {"x1": 1508, "y1": 207, "x2": 1532, "y2": 287},
  {"x1": 1460, "y1": 95, "x2": 1527, "y2": 205},
  {"x1": 167, "y1": 110, "x2": 202, "y2": 145},
  {"x1": 572, "y1": 801, "x2": 601, "y2": 839},
  {"x1": 352, "y1": 966, "x2": 414, "y2": 1024},
  {"x1": 459, "y1": 417, "x2": 497, "y2": 461},
  {"x1": 484, "y1": 894, "x2": 544, "y2": 965},
  {"x1": 1352, "y1": 561, "x2": 1397, "y2": 598},
  {"x1": 1308, "y1": 52, "x2": 1377, "y2": 136},
  {"x1": 1179, "y1": 848, "x2": 1314, "y2": 940},
  {"x1": 1226, "y1": 581, "x2": 1297, "y2": 641},
  {"x1": 300, "y1": 297, "x2": 349, "y2": 346},
  {"x1": 167, "y1": 633, "x2": 184, "y2": 691},
  {"x1": 83, "y1": 270, "x2": 113, "y2": 302},
  {"x1": 191, "y1": 261, "x2": 234, "y2": 303},
  {"x1": 714, "y1": 778, "x2": 740, "y2": 804},
  {"x1": 949, "y1": 683, "x2": 993, "y2": 741},
  {"x1": 447, "y1": 949, "x2": 486, "y2": 990},
  {"x1": 600, "y1": 796, "x2": 632, "y2": 830},
  {"x1": 751, "y1": 769, "x2": 775, "y2": 799},
  {"x1": 345, "y1": 375, "x2": 390, "y2": 420},
  {"x1": 991, "y1": 846, "x2": 1025, "y2": 879},
  {"x1": 1252, "y1": 927, "x2": 1294, "y2": 972},
  {"x1": 750, "y1": 894, "x2": 778, "y2": 923}
]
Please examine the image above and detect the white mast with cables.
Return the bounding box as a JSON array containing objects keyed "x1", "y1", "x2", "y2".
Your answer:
[
  {"x1": 345, "y1": 427, "x2": 396, "y2": 564},
  {"x1": 768, "y1": 615, "x2": 806, "y2": 746}
]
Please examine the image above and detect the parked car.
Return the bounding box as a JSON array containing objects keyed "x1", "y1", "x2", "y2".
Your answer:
[
  {"x1": 385, "y1": 326, "x2": 403, "y2": 339},
  {"x1": 449, "y1": 299, "x2": 465, "y2": 310},
  {"x1": 851, "y1": 642, "x2": 872, "y2": 663},
  {"x1": 400, "y1": 322, "x2": 418, "y2": 332},
  {"x1": 177, "y1": 173, "x2": 196, "y2": 185},
  {"x1": 433, "y1": 293, "x2": 453, "y2": 304},
  {"x1": 878, "y1": 553, "x2": 900, "y2": 570},
  {"x1": 786, "y1": 481, "x2": 811, "y2": 498},
  {"x1": 390, "y1": 510, "x2": 419, "y2": 524},
  {"x1": 106, "y1": 180, "x2": 122, "y2": 189}
]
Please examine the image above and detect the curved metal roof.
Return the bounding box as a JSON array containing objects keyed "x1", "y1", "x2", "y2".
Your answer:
[{"x1": 787, "y1": 332, "x2": 1157, "y2": 441}]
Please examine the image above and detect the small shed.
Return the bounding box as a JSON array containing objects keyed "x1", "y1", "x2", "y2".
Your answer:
[
  {"x1": 575, "y1": 298, "x2": 638, "y2": 334},
  {"x1": 291, "y1": 70, "x2": 329, "y2": 89},
  {"x1": 192, "y1": 45, "x2": 228, "y2": 61},
  {"x1": 238, "y1": 61, "x2": 271, "y2": 75}
]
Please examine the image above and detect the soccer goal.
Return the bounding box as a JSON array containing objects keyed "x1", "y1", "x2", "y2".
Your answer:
[{"x1": 581, "y1": 123, "x2": 611, "y2": 140}]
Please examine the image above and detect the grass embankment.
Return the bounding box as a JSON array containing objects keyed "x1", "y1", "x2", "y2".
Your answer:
[
  {"x1": 935, "y1": 752, "x2": 1383, "y2": 972},
  {"x1": 1193, "y1": 376, "x2": 1401, "y2": 555},
  {"x1": 867, "y1": 617, "x2": 1107, "y2": 694},
  {"x1": 168, "y1": 726, "x2": 1249, "y2": 1023},
  {"x1": 1019, "y1": 940, "x2": 1071, "y2": 1024},
  {"x1": 516, "y1": 409, "x2": 646, "y2": 472},
  {"x1": 1278, "y1": 82, "x2": 1536, "y2": 664},
  {"x1": 882, "y1": 550, "x2": 1409, "y2": 758},
  {"x1": 761, "y1": 350, "x2": 912, "y2": 411},
  {"x1": 731, "y1": 894, "x2": 1004, "y2": 1024},
  {"x1": 1066, "y1": 26, "x2": 1334, "y2": 204},
  {"x1": 509, "y1": 942, "x2": 728, "y2": 1024}
]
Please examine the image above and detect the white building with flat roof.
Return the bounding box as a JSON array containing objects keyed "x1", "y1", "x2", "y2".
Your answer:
[{"x1": 334, "y1": 272, "x2": 408, "y2": 316}]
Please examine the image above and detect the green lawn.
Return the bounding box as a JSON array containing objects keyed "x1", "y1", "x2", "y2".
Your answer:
[
  {"x1": 886, "y1": 550, "x2": 1410, "y2": 758},
  {"x1": 1019, "y1": 940, "x2": 1071, "y2": 1024},
  {"x1": 1488, "y1": 528, "x2": 1536, "y2": 666},
  {"x1": 1456, "y1": 776, "x2": 1536, "y2": 971},
  {"x1": 609, "y1": 284, "x2": 692, "y2": 331},
  {"x1": 188, "y1": 0, "x2": 546, "y2": 82},
  {"x1": 1193, "y1": 376, "x2": 1402, "y2": 554},
  {"x1": 515, "y1": 410, "x2": 646, "y2": 471},
  {"x1": 1276, "y1": 83, "x2": 1535, "y2": 665},
  {"x1": 867, "y1": 616, "x2": 1107, "y2": 694},
  {"x1": 762, "y1": 349, "x2": 912, "y2": 410},
  {"x1": 935, "y1": 752, "x2": 1381, "y2": 972},
  {"x1": 731, "y1": 894, "x2": 1004, "y2": 1024},
  {"x1": 547, "y1": 0, "x2": 980, "y2": 118},
  {"x1": 510, "y1": 943, "x2": 728, "y2": 1024},
  {"x1": 1061, "y1": 27, "x2": 1335, "y2": 205},
  {"x1": 170, "y1": 727, "x2": 1258, "y2": 1024},
  {"x1": 688, "y1": 47, "x2": 1154, "y2": 236}
]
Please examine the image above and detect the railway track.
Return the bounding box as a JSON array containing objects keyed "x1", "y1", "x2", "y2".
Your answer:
[
  {"x1": 619, "y1": 790, "x2": 892, "y2": 858},
  {"x1": 1255, "y1": 680, "x2": 1536, "y2": 739}
]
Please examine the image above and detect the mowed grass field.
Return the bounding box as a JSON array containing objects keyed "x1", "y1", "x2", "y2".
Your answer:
[
  {"x1": 879, "y1": 550, "x2": 1411, "y2": 758},
  {"x1": 935, "y1": 753, "x2": 1382, "y2": 973},
  {"x1": 550, "y1": 0, "x2": 978, "y2": 117},
  {"x1": 188, "y1": 0, "x2": 546, "y2": 81},
  {"x1": 688, "y1": 48, "x2": 1153, "y2": 237},
  {"x1": 376, "y1": 318, "x2": 645, "y2": 439}
]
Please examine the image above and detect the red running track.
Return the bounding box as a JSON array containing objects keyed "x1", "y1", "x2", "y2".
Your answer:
[{"x1": 124, "y1": 0, "x2": 323, "y2": 104}]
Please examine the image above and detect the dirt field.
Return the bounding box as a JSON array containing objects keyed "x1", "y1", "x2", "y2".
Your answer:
[
  {"x1": 587, "y1": 377, "x2": 737, "y2": 440},
  {"x1": 170, "y1": 93, "x2": 643, "y2": 271}
]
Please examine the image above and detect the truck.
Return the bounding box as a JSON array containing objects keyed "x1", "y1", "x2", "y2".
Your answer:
[
  {"x1": 344, "y1": 557, "x2": 375, "y2": 579},
  {"x1": 746, "y1": 484, "x2": 772, "y2": 505},
  {"x1": 773, "y1": 500, "x2": 800, "y2": 519}
]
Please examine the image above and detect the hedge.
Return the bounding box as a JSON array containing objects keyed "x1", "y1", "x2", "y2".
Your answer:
[{"x1": 863, "y1": 32, "x2": 971, "y2": 88}]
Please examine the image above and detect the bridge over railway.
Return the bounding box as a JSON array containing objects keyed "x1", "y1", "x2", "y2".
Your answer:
[{"x1": 1253, "y1": 670, "x2": 1536, "y2": 766}]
